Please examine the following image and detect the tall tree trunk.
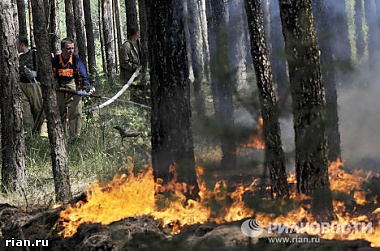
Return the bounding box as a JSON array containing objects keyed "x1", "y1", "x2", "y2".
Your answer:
[
  {"x1": 206, "y1": 0, "x2": 237, "y2": 169},
  {"x1": 187, "y1": 0, "x2": 206, "y2": 118},
  {"x1": 125, "y1": 0, "x2": 139, "y2": 29},
  {"x1": 0, "y1": 0, "x2": 27, "y2": 192},
  {"x1": 354, "y1": 0, "x2": 365, "y2": 61},
  {"x1": 138, "y1": 0, "x2": 149, "y2": 73},
  {"x1": 199, "y1": 0, "x2": 211, "y2": 84},
  {"x1": 101, "y1": 0, "x2": 116, "y2": 81},
  {"x1": 72, "y1": 0, "x2": 87, "y2": 65},
  {"x1": 65, "y1": 0, "x2": 75, "y2": 39},
  {"x1": 83, "y1": 0, "x2": 97, "y2": 78},
  {"x1": 313, "y1": 0, "x2": 342, "y2": 162},
  {"x1": 228, "y1": 0, "x2": 247, "y2": 91},
  {"x1": 278, "y1": 0, "x2": 333, "y2": 221},
  {"x1": 28, "y1": 0, "x2": 35, "y2": 47},
  {"x1": 31, "y1": 0, "x2": 72, "y2": 203},
  {"x1": 16, "y1": 0, "x2": 28, "y2": 38},
  {"x1": 148, "y1": 0, "x2": 199, "y2": 200},
  {"x1": 245, "y1": 0, "x2": 289, "y2": 198},
  {"x1": 49, "y1": 0, "x2": 61, "y2": 54}
]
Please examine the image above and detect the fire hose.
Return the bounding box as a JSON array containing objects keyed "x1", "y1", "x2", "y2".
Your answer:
[{"x1": 56, "y1": 66, "x2": 150, "y2": 110}]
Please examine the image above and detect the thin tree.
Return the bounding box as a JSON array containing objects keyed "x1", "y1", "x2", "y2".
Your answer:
[
  {"x1": 148, "y1": 1, "x2": 199, "y2": 200},
  {"x1": 244, "y1": 0, "x2": 289, "y2": 198},
  {"x1": 206, "y1": 0, "x2": 237, "y2": 169},
  {"x1": 354, "y1": 0, "x2": 365, "y2": 61},
  {"x1": 49, "y1": 0, "x2": 61, "y2": 54},
  {"x1": 186, "y1": 0, "x2": 206, "y2": 118},
  {"x1": 16, "y1": 0, "x2": 28, "y2": 38},
  {"x1": 0, "y1": 0, "x2": 27, "y2": 193},
  {"x1": 138, "y1": 0, "x2": 149, "y2": 76},
  {"x1": 72, "y1": 0, "x2": 87, "y2": 65},
  {"x1": 312, "y1": 0, "x2": 342, "y2": 162},
  {"x1": 65, "y1": 0, "x2": 75, "y2": 39},
  {"x1": 125, "y1": 0, "x2": 139, "y2": 30},
  {"x1": 278, "y1": 0, "x2": 334, "y2": 220},
  {"x1": 101, "y1": 0, "x2": 117, "y2": 81},
  {"x1": 83, "y1": 0, "x2": 96, "y2": 78},
  {"x1": 31, "y1": 0, "x2": 72, "y2": 202}
]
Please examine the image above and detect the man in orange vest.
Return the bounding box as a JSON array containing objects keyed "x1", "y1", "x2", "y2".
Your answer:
[{"x1": 52, "y1": 37, "x2": 90, "y2": 143}]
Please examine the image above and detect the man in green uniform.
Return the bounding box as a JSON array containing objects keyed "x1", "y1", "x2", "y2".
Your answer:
[{"x1": 17, "y1": 36, "x2": 43, "y2": 137}]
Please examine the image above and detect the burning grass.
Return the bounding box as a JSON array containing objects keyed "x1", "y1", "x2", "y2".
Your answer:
[{"x1": 56, "y1": 157, "x2": 380, "y2": 247}]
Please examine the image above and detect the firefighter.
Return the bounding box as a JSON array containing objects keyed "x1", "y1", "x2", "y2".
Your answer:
[
  {"x1": 17, "y1": 36, "x2": 43, "y2": 137},
  {"x1": 52, "y1": 37, "x2": 90, "y2": 143}
]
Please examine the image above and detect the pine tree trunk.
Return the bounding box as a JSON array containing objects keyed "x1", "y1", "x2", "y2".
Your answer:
[
  {"x1": 31, "y1": 0, "x2": 72, "y2": 203},
  {"x1": 148, "y1": 1, "x2": 199, "y2": 200},
  {"x1": 0, "y1": 0, "x2": 27, "y2": 192},
  {"x1": 16, "y1": 0, "x2": 28, "y2": 38},
  {"x1": 354, "y1": 0, "x2": 365, "y2": 60},
  {"x1": 278, "y1": 0, "x2": 334, "y2": 221},
  {"x1": 245, "y1": 0, "x2": 289, "y2": 198}
]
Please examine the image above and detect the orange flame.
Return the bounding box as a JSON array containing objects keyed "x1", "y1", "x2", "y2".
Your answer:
[
  {"x1": 56, "y1": 158, "x2": 380, "y2": 247},
  {"x1": 240, "y1": 117, "x2": 265, "y2": 149}
]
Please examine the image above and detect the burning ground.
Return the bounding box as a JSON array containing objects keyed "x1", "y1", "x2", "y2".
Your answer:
[{"x1": 0, "y1": 156, "x2": 380, "y2": 251}]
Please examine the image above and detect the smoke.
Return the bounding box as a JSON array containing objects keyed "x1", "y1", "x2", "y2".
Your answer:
[{"x1": 338, "y1": 58, "x2": 380, "y2": 172}]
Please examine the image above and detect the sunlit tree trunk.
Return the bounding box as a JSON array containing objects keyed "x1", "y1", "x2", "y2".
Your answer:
[
  {"x1": 313, "y1": 0, "x2": 342, "y2": 162},
  {"x1": 206, "y1": 0, "x2": 237, "y2": 169},
  {"x1": 244, "y1": 0, "x2": 289, "y2": 198},
  {"x1": 0, "y1": 0, "x2": 27, "y2": 192},
  {"x1": 187, "y1": 0, "x2": 206, "y2": 117},
  {"x1": 228, "y1": 0, "x2": 247, "y2": 91},
  {"x1": 101, "y1": 0, "x2": 116, "y2": 81},
  {"x1": 148, "y1": 0, "x2": 199, "y2": 200},
  {"x1": 31, "y1": 0, "x2": 72, "y2": 203},
  {"x1": 354, "y1": 0, "x2": 365, "y2": 61},
  {"x1": 278, "y1": 0, "x2": 333, "y2": 221}
]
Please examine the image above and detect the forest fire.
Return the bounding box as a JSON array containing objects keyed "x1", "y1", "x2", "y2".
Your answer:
[
  {"x1": 56, "y1": 158, "x2": 380, "y2": 247},
  {"x1": 240, "y1": 117, "x2": 265, "y2": 149}
]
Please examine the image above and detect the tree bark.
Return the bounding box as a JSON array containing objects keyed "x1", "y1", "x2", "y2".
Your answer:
[
  {"x1": 0, "y1": 0, "x2": 27, "y2": 192},
  {"x1": 244, "y1": 0, "x2": 289, "y2": 198},
  {"x1": 148, "y1": 0, "x2": 199, "y2": 200},
  {"x1": 354, "y1": 0, "x2": 365, "y2": 61},
  {"x1": 31, "y1": 0, "x2": 72, "y2": 203},
  {"x1": 206, "y1": 0, "x2": 237, "y2": 169},
  {"x1": 278, "y1": 0, "x2": 333, "y2": 221}
]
